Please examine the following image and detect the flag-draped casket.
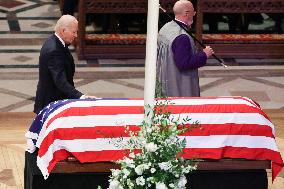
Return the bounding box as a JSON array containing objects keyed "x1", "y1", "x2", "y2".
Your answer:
[{"x1": 25, "y1": 96, "x2": 284, "y2": 180}]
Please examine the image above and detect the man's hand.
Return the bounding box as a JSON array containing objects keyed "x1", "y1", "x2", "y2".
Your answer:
[
  {"x1": 80, "y1": 95, "x2": 97, "y2": 99},
  {"x1": 85, "y1": 95, "x2": 97, "y2": 99},
  {"x1": 203, "y1": 46, "x2": 214, "y2": 58}
]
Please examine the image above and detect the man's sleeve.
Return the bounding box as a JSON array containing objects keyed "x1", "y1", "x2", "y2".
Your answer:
[
  {"x1": 172, "y1": 34, "x2": 207, "y2": 70},
  {"x1": 46, "y1": 50, "x2": 83, "y2": 99}
]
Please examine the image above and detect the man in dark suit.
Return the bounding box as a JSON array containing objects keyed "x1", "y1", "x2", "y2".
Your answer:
[{"x1": 34, "y1": 15, "x2": 92, "y2": 114}]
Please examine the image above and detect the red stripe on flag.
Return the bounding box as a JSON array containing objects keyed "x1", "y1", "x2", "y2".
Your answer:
[
  {"x1": 45, "y1": 106, "x2": 144, "y2": 129},
  {"x1": 182, "y1": 147, "x2": 284, "y2": 181},
  {"x1": 46, "y1": 149, "x2": 71, "y2": 174},
  {"x1": 46, "y1": 149, "x2": 139, "y2": 174}
]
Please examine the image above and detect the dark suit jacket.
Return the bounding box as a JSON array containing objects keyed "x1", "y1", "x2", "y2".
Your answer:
[{"x1": 34, "y1": 34, "x2": 82, "y2": 114}]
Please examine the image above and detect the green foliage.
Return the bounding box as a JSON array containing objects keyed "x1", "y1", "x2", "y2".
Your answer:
[{"x1": 155, "y1": 80, "x2": 166, "y2": 98}]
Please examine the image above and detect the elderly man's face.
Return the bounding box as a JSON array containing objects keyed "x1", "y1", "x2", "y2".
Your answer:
[
  {"x1": 62, "y1": 21, "x2": 78, "y2": 45},
  {"x1": 184, "y1": 4, "x2": 196, "y2": 25}
]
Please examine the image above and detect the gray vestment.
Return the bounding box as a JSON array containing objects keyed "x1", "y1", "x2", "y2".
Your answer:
[{"x1": 156, "y1": 21, "x2": 201, "y2": 97}]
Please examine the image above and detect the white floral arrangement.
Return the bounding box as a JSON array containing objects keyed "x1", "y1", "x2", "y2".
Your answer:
[{"x1": 108, "y1": 99, "x2": 199, "y2": 189}]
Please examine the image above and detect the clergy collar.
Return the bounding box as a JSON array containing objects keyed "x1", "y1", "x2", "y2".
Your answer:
[
  {"x1": 54, "y1": 33, "x2": 66, "y2": 47},
  {"x1": 174, "y1": 18, "x2": 189, "y2": 28}
]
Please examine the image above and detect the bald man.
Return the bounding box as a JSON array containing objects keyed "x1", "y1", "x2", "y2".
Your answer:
[
  {"x1": 34, "y1": 15, "x2": 89, "y2": 114},
  {"x1": 156, "y1": 0, "x2": 214, "y2": 97}
]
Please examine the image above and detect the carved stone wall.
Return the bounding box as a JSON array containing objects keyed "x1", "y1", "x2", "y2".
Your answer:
[
  {"x1": 84, "y1": 0, "x2": 175, "y2": 13},
  {"x1": 201, "y1": 0, "x2": 284, "y2": 13}
]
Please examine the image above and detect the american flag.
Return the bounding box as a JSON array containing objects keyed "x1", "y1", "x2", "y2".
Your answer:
[{"x1": 25, "y1": 97, "x2": 283, "y2": 180}]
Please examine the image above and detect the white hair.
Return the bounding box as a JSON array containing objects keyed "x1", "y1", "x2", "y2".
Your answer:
[{"x1": 54, "y1": 15, "x2": 78, "y2": 32}]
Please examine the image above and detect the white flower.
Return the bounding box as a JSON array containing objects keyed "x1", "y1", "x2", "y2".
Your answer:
[
  {"x1": 126, "y1": 179, "x2": 134, "y2": 188},
  {"x1": 146, "y1": 127, "x2": 153, "y2": 133},
  {"x1": 177, "y1": 175, "x2": 187, "y2": 188},
  {"x1": 111, "y1": 169, "x2": 121, "y2": 177},
  {"x1": 129, "y1": 153, "x2": 135, "y2": 158},
  {"x1": 122, "y1": 169, "x2": 130, "y2": 178},
  {"x1": 144, "y1": 163, "x2": 150, "y2": 170},
  {"x1": 145, "y1": 142, "x2": 158, "y2": 152},
  {"x1": 169, "y1": 183, "x2": 175, "y2": 188},
  {"x1": 109, "y1": 180, "x2": 122, "y2": 189},
  {"x1": 158, "y1": 161, "x2": 172, "y2": 171},
  {"x1": 135, "y1": 164, "x2": 144, "y2": 175},
  {"x1": 153, "y1": 124, "x2": 160, "y2": 131},
  {"x1": 156, "y1": 182, "x2": 168, "y2": 189},
  {"x1": 165, "y1": 136, "x2": 178, "y2": 144},
  {"x1": 124, "y1": 157, "x2": 135, "y2": 168},
  {"x1": 150, "y1": 167, "x2": 156, "y2": 173},
  {"x1": 136, "y1": 176, "x2": 145, "y2": 186}
]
